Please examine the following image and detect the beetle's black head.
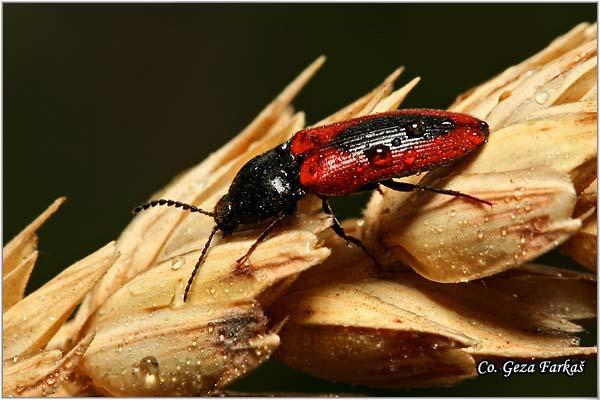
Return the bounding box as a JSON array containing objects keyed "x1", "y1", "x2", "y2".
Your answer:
[{"x1": 214, "y1": 194, "x2": 238, "y2": 234}]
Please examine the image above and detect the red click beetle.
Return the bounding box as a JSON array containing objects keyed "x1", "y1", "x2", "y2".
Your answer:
[{"x1": 133, "y1": 109, "x2": 491, "y2": 301}]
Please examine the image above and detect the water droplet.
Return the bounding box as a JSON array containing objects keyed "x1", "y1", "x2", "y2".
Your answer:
[
  {"x1": 404, "y1": 150, "x2": 417, "y2": 165},
  {"x1": 117, "y1": 344, "x2": 124, "y2": 352},
  {"x1": 391, "y1": 137, "x2": 401, "y2": 147},
  {"x1": 449, "y1": 208, "x2": 456, "y2": 217},
  {"x1": 171, "y1": 257, "x2": 185, "y2": 271},
  {"x1": 477, "y1": 231, "x2": 484, "y2": 240},
  {"x1": 535, "y1": 91, "x2": 549, "y2": 104},
  {"x1": 140, "y1": 356, "x2": 159, "y2": 376},
  {"x1": 46, "y1": 376, "x2": 56, "y2": 386},
  {"x1": 406, "y1": 120, "x2": 426, "y2": 137},
  {"x1": 12, "y1": 356, "x2": 19, "y2": 363},
  {"x1": 364, "y1": 144, "x2": 393, "y2": 168}
]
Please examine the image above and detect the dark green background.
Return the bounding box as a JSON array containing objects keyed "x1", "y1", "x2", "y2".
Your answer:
[{"x1": 4, "y1": 3, "x2": 597, "y2": 396}]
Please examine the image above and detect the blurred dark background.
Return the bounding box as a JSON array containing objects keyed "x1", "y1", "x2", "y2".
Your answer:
[{"x1": 4, "y1": 3, "x2": 597, "y2": 396}]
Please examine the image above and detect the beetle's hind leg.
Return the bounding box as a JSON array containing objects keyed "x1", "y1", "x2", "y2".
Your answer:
[
  {"x1": 321, "y1": 198, "x2": 382, "y2": 271},
  {"x1": 235, "y1": 214, "x2": 287, "y2": 272},
  {"x1": 380, "y1": 180, "x2": 492, "y2": 206}
]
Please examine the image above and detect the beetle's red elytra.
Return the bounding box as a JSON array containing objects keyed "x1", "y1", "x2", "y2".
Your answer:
[
  {"x1": 133, "y1": 109, "x2": 491, "y2": 301},
  {"x1": 291, "y1": 109, "x2": 489, "y2": 196}
]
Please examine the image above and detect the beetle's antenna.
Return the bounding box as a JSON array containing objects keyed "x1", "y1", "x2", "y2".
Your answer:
[
  {"x1": 132, "y1": 199, "x2": 215, "y2": 217},
  {"x1": 183, "y1": 225, "x2": 220, "y2": 302}
]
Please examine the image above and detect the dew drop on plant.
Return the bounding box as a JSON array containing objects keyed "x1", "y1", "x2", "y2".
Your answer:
[
  {"x1": 140, "y1": 356, "x2": 160, "y2": 376},
  {"x1": 45, "y1": 375, "x2": 56, "y2": 386},
  {"x1": 535, "y1": 91, "x2": 549, "y2": 104},
  {"x1": 171, "y1": 256, "x2": 185, "y2": 271}
]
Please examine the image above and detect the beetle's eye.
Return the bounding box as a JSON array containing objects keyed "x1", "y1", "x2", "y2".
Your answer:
[{"x1": 406, "y1": 120, "x2": 426, "y2": 137}]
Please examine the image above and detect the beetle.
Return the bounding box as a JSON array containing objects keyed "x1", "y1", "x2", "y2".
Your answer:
[{"x1": 133, "y1": 109, "x2": 491, "y2": 301}]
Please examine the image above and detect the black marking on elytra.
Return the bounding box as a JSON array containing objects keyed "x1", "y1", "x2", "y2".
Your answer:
[{"x1": 332, "y1": 114, "x2": 455, "y2": 154}]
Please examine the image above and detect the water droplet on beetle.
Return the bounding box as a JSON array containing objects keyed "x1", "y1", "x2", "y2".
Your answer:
[
  {"x1": 391, "y1": 137, "x2": 401, "y2": 147},
  {"x1": 364, "y1": 144, "x2": 393, "y2": 168},
  {"x1": 406, "y1": 120, "x2": 426, "y2": 137},
  {"x1": 404, "y1": 150, "x2": 417, "y2": 165}
]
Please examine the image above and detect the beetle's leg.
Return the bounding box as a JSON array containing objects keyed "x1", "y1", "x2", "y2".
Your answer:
[
  {"x1": 183, "y1": 225, "x2": 220, "y2": 302},
  {"x1": 321, "y1": 198, "x2": 382, "y2": 271},
  {"x1": 235, "y1": 214, "x2": 287, "y2": 269},
  {"x1": 380, "y1": 180, "x2": 492, "y2": 206}
]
